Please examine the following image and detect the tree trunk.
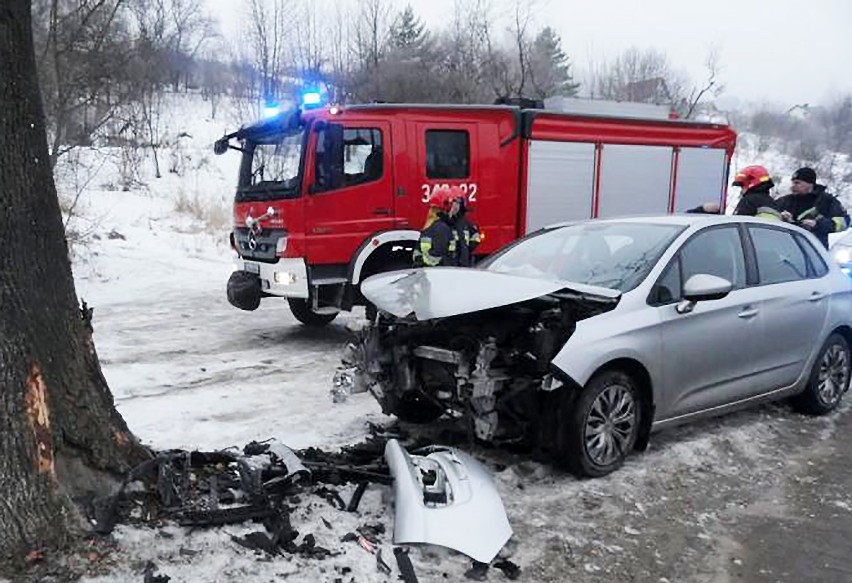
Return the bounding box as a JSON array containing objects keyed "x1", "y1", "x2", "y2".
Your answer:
[{"x1": 0, "y1": 1, "x2": 149, "y2": 570}]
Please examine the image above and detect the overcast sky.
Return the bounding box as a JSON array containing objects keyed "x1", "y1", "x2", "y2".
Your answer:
[{"x1": 207, "y1": 0, "x2": 852, "y2": 108}]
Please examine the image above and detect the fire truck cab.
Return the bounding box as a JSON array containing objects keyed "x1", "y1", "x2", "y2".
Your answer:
[{"x1": 216, "y1": 102, "x2": 736, "y2": 326}]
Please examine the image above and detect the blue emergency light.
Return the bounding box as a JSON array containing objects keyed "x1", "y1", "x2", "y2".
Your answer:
[
  {"x1": 302, "y1": 90, "x2": 323, "y2": 108},
  {"x1": 262, "y1": 101, "x2": 280, "y2": 118}
]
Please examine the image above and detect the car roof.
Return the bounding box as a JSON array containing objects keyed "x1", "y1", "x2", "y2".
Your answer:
[{"x1": 545, "y1": 214, "x2": 792, "y2": 230}]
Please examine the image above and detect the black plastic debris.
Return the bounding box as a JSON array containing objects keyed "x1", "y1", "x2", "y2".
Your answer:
[
  {"x1": 347, "y1": 481, "x2": 369, "y2": 512},
  {"x1": 376, "y1": 549, "x2": 392, "y2": 575},
  {"x1": 231, "y1": 531, "x2": 280, "y2": 555},
  {"x1": 314, "y1": 486, "x2": 347, "y2": 510},
  {"x1": 142, "y1": 561, "x2": 170, "y2": 583},
  {"x1": 493, "y1": 559, "x2": 522, "y2": 580},
  {"x1": 464, "y1": 561, "x2": 489, "y2": 581},
  {"x1": 394, "y1": 547, "x2": 419, "y2": 583}
]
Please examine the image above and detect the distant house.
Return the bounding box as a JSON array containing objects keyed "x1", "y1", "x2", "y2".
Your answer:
[{"x1": 623, "y1": 77, "x2": 672, "y2": 104}]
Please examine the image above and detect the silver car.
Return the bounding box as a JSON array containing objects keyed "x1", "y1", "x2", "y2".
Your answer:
[{"x1": 346, "y1": 215, "x2": 852, "y2": 478}]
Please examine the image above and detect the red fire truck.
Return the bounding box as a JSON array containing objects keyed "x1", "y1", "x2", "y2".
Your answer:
[{"x1": 215, "y1": 101, "x2": 736, "y2": 326}]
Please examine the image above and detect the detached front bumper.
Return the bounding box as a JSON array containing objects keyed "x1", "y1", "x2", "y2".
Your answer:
[{"x1": 231, "y1": 257, "x2": 309, "y2": 302}]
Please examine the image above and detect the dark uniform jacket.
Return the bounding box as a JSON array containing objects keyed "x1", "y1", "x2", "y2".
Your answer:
[
  {"x1": 733, "y1": 186, "x2": 782, "y2": 220},
  {"x1": 775, "y1": 185, "x2": 850, "y2": 248},
  {"x1": 416, "y1": 214, "x2": 458, "y2": 267},
  {"x1": 454, "y1": 213, "x2": 481, "y2": 267}
]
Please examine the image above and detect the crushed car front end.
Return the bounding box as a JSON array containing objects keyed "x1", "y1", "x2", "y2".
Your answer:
[{"x1": 342, "y1": 268, "x2": 620, "y2": 445}]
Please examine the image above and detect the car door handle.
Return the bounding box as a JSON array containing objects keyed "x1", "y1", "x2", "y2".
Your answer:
[
  {"x1": 373, "y1": 207, "x2": 391, "y2": 216},
  {"x1": 738, "y1": 307, "x2": 759, "y2": 319},
  {"x1": 808, "y1": 292, "x2": 825, "y2": 302}
]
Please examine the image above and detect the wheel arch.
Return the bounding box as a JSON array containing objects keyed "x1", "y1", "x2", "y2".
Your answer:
[
  {"x1": 831, "y1": 325, "x2": 852, "y2": 348},
  {"x1": 349, "y1": 229, "x2": 420, "y2": 285}
]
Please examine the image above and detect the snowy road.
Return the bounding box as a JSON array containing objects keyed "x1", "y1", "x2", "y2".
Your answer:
[
  {"x1": 83, "y1": 281, "x2": 852, "y2": 582},
  {"x1": 90, "y1": 286, "x2": 383, "y2": 452}
]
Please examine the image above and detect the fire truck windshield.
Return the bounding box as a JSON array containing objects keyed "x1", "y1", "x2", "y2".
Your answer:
[{"x1": 236, "y1": 129, "x2": 305, "y2": 202}]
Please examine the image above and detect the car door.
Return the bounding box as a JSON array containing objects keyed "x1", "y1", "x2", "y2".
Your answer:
[
  {"x1": 652, "y1": 225, "x2": 767, "y2": 419},
  {"x1": 304, "y1": 120, "x2": 395, "y2": 265},
  {"x1": 746, "y1": 226, "x2": 831, "y2": 388}
]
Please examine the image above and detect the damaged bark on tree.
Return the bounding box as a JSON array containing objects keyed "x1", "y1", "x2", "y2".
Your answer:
[{"x1": 0, "y1": 0, "x2": 149, "y2": 571}]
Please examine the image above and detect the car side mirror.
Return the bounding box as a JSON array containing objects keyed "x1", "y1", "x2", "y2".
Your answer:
[
  {"x1": 676, "y1": 274, "x2": 732, "y2": 314},
  {"x1": 213, "y1": 137, "x2": 229, "y2": 155}
]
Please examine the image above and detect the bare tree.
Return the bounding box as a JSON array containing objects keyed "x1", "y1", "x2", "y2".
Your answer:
[
  {"x1": 437, "y1": 0, "x2": 496, "y2": 103},
  {"x1": 243, "y1": 0, "x2": 295, "y2": 102},
  {"x1": 591, "y1": 47, "x2": 688, "y2": 106},
  {"x1": 1, "y1": 0, "x2": 148, "y2": 571},
  {"x1": 33, "y1": 0, "x2": 135, "y2": 167},
  {"x1": 682, "y1": 49, "x2": 725, "y2": 119}
]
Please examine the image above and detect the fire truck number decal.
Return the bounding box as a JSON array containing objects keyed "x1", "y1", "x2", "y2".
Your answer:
[{"x1": 420, "y1": 183, "x2": 478, "y2": 203}]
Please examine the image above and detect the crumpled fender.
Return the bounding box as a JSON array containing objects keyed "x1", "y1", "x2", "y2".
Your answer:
[{"x1": 385, "y1": 439, "x2": 512, "y2": 563}]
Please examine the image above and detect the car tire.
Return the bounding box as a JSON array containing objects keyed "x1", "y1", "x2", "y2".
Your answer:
[
  {"x1": 554, "y1": 369, "x2": 640, "y2": 478},
  {"x1": 791, "y1": 332, "x2": 851, "y2": 415},
  {"x1": 288, "y1": 298, "x2": 338, "y2": 327}
]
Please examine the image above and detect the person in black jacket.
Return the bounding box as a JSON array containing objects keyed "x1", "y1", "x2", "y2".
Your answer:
[
  {"x1": 776, "y1": 167, "x2": 849, "y2": 248},
  {"x1": 731, "y1": 165, "x2": 782, "y2": 220},
  {"x1": 454, "y1": 195, "x2": 481, "y2": 267}
]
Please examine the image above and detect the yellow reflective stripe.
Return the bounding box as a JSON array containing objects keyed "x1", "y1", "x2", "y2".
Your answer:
[
  {"x1": 833, "y1": 217, "x2": 848, "y2": 231},
  {"x1": 756, "y1": 207, "x2": 782, "y2": 220},
  {"x1": 419, "y1": 237, "x2": 442, "y2": 266},
  {"x1": 797, "y1": 207, "x2": 817, "y2": 221}
]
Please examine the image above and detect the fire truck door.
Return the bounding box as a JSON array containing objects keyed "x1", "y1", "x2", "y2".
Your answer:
[
  {"x1": 408, "y1": 122, "x2": 481, "y2": 228},
  {"x1": 304, "y1": 120, "x2": 395, "y2": 265}
]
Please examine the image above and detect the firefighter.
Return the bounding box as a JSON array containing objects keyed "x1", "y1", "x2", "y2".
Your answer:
[
  {"x1": 455, "y1": 193, "x2": 481, "y2": 267},
  {"x1": 414, "y1": 188, "x2": 462, "y2": 267},
  {"x1": 776, "y1": 167, "x2": 849, "y2": 248},
  {"x1": 731, "y1": 165, "x2": 782, "y2": 220}
]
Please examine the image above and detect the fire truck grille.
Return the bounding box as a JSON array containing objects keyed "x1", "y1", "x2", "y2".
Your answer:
[{"x1": 234, "y1": 228, "x2": 286, "y2": 263}]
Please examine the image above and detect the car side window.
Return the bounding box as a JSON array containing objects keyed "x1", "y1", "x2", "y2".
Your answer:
[
  {"x1": 649, "y1": 258, "x2": 681, "y2": 305},
  {"x1": 794, "y1": 233, "x2": 829, "y2": 278},
  {"x1": 749, "y1": 227, "x2": 809, "y2": 284},
  {"x1": 680, "y1": 227, "x2": 747, "y2": 290}
]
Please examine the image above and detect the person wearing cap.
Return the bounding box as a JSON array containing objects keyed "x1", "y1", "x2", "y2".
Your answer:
[
  {"x1": 731, "y1": 165, "x2": 782, "y2": 220},
  {"x1": 776, "y1": 167, "x2": 849, "y2": 248}
]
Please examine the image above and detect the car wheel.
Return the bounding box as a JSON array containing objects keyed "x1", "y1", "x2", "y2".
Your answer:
[
  {"x1": 791, "y1": 333, "x2": 851, "y2": 415},
  {"x1": 288, "y1": 298, "x2": 338, "y2": 327},
  {"x1": 555, "y1": 370, "x2": 640, "y2": 478}
]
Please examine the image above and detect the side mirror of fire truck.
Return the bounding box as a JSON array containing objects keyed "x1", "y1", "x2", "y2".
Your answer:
[{"x1": 213, "y1": 137, "x2": 229, "y2": 156}]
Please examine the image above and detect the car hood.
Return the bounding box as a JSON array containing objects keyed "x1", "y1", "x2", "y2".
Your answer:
[{"x1": 360, "y1": 267, "x2": 620, "y2": 320}]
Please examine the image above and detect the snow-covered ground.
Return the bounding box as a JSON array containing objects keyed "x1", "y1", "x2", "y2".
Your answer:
[{"x1": 38, "y1": 93, "x2": 852, "y2": 582}]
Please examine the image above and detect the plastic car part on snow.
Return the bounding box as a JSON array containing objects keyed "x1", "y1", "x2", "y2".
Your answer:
[{"x1": 384, "y1": 438, "x2": 512, "y2": 563}]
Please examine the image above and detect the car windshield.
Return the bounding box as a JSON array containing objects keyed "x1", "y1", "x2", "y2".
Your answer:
[
  {"x1": 237, "y1": 129, "x2": 304, "y2": 202},
  {"x1": 483, "y1": 222, "x2": 685, "y2": 292}
]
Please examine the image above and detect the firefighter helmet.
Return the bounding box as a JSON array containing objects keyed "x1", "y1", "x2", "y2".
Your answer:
[
  {"x1": 732, "y1": 165, "x2": 773, "y2": 192},
  {"x1": 428, "y1": 186, "x2": 465, "y2": 212}
]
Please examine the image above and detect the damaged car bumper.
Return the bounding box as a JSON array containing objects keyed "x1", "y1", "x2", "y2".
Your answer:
[{"x1": 385, "y1": 438, "x2": 512, "y2": 564}]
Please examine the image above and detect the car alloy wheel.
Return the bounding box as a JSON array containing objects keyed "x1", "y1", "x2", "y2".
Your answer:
[
  {"x1": 583, "y1": 383, "x2": 637, "y2": 467},
  {"x1": 817, "y1": 342, "x2": 850, "y2": 407}
]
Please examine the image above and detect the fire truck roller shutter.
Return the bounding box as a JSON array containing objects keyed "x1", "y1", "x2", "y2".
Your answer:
[
  {"x1": 350, "y1": 229, "x2": 421, "y2": 285},
  {"x1": 597, "y1": 145, "x2": 673, "y2": 218},
  {"x1": 673, "y1": 147, "x2": 728, "y2": 213},
  {"x1": 525, "y1": 141, "x2": 596, "y2": 232}
]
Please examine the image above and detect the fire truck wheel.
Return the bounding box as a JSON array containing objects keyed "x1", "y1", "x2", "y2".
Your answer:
[{"x1": 287, "y1": 298, "x2": 338, "y2": 327}]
